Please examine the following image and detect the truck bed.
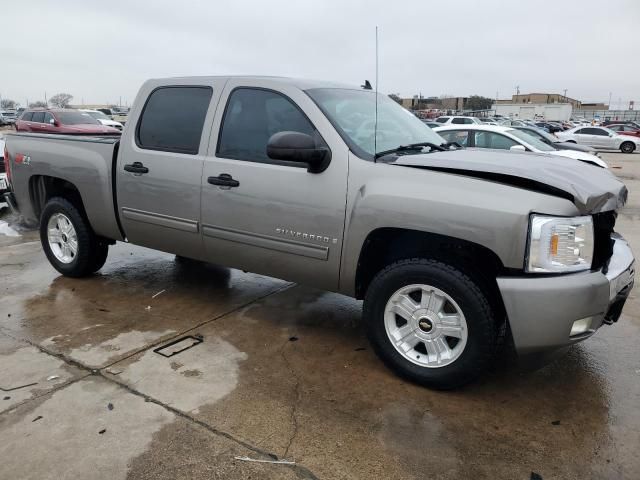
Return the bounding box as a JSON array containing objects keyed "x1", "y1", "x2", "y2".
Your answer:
[{"x1": 5, "y1": 132, "x2": 124, "y2": 241}]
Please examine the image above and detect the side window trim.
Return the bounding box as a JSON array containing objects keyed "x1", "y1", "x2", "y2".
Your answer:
[
  {"x1": 135, "y1": 85, "x2": 213, "y2": 155},
  {"x1": 214, "y1": 86, "x2": 329, "y2": 168}
]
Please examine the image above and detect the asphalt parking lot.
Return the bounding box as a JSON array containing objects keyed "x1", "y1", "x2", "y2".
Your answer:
[{"x1": 0, "y1": 152, "x2": 638, "y2": 480}]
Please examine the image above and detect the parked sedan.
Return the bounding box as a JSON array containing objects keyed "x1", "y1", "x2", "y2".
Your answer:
[
  {"x1": 556, "y1": 126, "x2": 640, "y2": 153},
  {"x1": 607, "y1": 124, "x2": 640, "y2": 138},
  {"x1": 435, "y1": 125, "x2": 607, "y2": 168},
  {"x1": 511, "y1": 126, "x2": 599, "y2": 154},
  {"x1": 79, "y1": 109, "x2": 123, "y2": 130},
  {"x1": 15, "y1": 109, "x2": 121, "y2": 135}
]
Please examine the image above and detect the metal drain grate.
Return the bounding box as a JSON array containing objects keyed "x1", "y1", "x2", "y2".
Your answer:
[{"x1": 153, "y1": 335, "x2": 203, "y2": 358}]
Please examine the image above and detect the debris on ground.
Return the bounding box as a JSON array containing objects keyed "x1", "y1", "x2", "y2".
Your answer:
[
  {"x1": 551, "y1": 420, "x2": 561, "y2": 425},
  {"x1": 531, "y1": 472, "x2": 543, "y2": 480},
  {"x1": 3, "y1": 396, "x2": 10, "y2": 400},
  {"x1": 145, "y1": 306, "x2": 152, "y2": 311},
  {"x1": 151, "y1": 289, "x2": 166, "y2": 299},
  {"x1": 105, "y1": 368, "x2": 122, "y2": 375},
  {"x1": 107, "y1": 403, "x2": 114, "y2": 411},
  {"x1": 46, "y1": 375, "x2": 60, "y2": 381},
  {"x1": 289, "y1": 336, "x2": 298, "y2": 342},
  {"x1": 234, "y1": 456, "x2": 295, "y2": 465},
  {"x1": 32, "y1": 416, "x2": 43, "y2": 422},
  {"x1": 98, "y1": 429, "x2": 106, "y2": 434}
]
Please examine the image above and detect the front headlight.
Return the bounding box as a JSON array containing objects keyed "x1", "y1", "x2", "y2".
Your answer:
[{"x1": 527, "y1": 215, "x2": 594, "y2": 273}]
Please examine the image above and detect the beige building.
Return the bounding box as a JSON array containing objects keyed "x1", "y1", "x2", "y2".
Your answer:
[{"x1": 496, "y1": 93, "x2": 581, "y2": 109}]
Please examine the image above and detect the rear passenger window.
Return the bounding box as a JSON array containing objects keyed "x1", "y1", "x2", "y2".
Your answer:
[
  {"x1": 32, "y1": 112, "x2": 45, "y2": 123},
  {"x1": 137, "y1": 86, "x2": 212, "y2": 154},
  {"x1": 21, "y1": 112, "x2": 33, "y2": 121},
  {"x1": 217, "y1": 88, "x2": 319, "y2": 163},
  {"x1": 451, "y1": 118, "x2": 465, "y2": 124}
]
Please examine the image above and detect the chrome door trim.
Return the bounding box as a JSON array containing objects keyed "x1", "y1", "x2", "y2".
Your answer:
[
  {"x1": 202, "y1": 224, "x2": 329, "y2": 260},
  {"x1": 121, "y1": 207, "x2": 199, "y2": 233}
]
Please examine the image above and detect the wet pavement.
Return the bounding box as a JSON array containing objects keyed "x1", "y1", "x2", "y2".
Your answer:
[{"x1": 0, "y1": 152, "x2": 639, "y2": 479}]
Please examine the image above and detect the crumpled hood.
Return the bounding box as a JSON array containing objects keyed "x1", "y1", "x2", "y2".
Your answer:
[{"x1": 389, "y1": 148, "x2": 628, "y2": 214}]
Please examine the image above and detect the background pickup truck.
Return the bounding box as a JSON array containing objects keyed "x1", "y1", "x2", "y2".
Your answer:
[{"x1": 2, "y1": 76, "x2": 635, "y2": 389}]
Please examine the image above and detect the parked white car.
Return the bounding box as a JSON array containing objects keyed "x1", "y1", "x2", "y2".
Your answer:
[
  {"x1": 79, "y1": 109, "x2": 123, "y2": 130},
  {"x1": 434, "y1": 116, "x2": 483, "y2": 125},
  {"x1": 556, "y1": 126, "x2": 639, "y2": 154},
  {"x1": 434, "y1": 124, "x2": 608, "y2": 168}
]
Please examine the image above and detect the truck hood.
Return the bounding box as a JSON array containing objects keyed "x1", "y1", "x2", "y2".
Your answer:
[{"x1": 389, "y1": 148, "x2": 627, "y2": 214}]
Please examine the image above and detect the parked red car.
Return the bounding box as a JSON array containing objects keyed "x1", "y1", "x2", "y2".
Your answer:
[
  {"x1": 15, "y1": 109, "x2": 121, "y2": 135},
  {"x1": 607, "y1": 124, "x2": 640, "y2": 138}
]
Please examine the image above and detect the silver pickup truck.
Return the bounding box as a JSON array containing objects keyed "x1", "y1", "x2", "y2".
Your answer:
[{"x1": 2, "y1": 76, "x2": 635, "y2": 389}]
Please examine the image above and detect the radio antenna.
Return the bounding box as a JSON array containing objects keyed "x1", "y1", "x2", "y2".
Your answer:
[{"x1": 374, "y1": 26, "x2": 379, "y2": 159}]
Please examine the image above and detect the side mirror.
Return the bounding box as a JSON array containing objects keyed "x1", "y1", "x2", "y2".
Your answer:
[
  {"x1": 49, "y1": 118, "x2": 56, "y2": 125},
  {"x1": 267, "y1": 131, "x2": 331, "y2": 173},
  {"x1": 510, "y1": 145, "x2": 526, "y2": 152}
]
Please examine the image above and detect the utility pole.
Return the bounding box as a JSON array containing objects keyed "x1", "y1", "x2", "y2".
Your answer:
[
  {"x1": 44, "y1": 91, "x2": 47, "y2": 106},
  {"x1": 515, "y1": 85, "x2": 520, "y2": 96},
  {"x1": 563, "y1": 89, "x2": 568, "y2": 103},
  {"x1": 608, "y1": 92, "x2": 612, "y2": 109}
]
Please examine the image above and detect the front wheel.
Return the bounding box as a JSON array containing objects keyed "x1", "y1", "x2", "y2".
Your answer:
[
  {"x1": 363, "y1": 258, "x2": 499, "y2": 389},
  {"x1": 40, "y1": 197, "x2": 109, "y2": 277},
  {"x1": 620, "y1": 141, "x2": 635, "y2": 154}
]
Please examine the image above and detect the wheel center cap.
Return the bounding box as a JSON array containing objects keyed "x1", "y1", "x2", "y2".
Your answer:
[
  {"x1": 61, "y1": 233, "x2": 68, "y2": 242},
  {"x1": 418, "y1": 317, "x2": 433, "y2": 333}
]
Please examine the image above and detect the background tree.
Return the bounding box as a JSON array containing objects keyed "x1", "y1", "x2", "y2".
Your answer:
[
  {"x1": 1, "y1": 99, "x2": 17, "y2": 109},
  {"x1": 465, "y1": 95, "x2": 494, "y2": 111},
  {"x1": 49, "y1": 93, "x2": 73, "y2": 108},
  {"x1": 388, "y1": 93, "x2": 402, "y2": 104},
  {"x1": 29, "y1": 101, "x2": 48, "y2": 108}
]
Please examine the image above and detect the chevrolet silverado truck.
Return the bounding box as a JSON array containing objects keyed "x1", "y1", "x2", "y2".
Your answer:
[{"x1": 2, "y1": 76, "x2": 635, "y2": 389}]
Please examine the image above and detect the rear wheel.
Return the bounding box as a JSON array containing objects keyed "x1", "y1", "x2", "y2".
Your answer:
[
  {"x1": 363, "y1": 258, "x2": 498, "y2": 389},
  {"x1": 40, "y1": 197, "x2": 109, "y2": 277},
  {"x1": 620, "y1": 141, "x2": 635, "y2": 154}
]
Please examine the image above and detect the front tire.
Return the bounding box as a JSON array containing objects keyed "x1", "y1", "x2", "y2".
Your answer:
[
  {"x1": 620, "y1": 141, "x2": 635, "y2": 154},
  {"x1": 363, "y1": 258, "x2": 498, "y2": 389},
  {"x1": 40, "y1": 197, "x2": 109, "y2": 277}
]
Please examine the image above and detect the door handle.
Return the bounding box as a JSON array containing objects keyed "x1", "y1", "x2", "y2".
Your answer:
[
  {"x1": 124, "y1": 162, "x2": 149, "y2": 174},
  {"x1": 207, "y1": 173, "x2": 239, "y2": 188}
]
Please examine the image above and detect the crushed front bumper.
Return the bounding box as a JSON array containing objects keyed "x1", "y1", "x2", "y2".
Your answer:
[{"x1": 497, "y1": 234, "x2": 635, "y2": 354}]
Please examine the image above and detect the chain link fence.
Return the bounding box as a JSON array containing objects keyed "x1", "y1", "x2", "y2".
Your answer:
[{"x1": 573, "y1": 109, "x2": 640, "y2": 122}]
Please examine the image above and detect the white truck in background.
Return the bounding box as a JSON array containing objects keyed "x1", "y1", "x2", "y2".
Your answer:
[{"x1": 493, "y1": 103, "x2": 573, "y2": 122}]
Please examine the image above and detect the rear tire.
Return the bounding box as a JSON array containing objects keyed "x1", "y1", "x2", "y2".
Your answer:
[
  {"x1": 363, "y1": 258, "x2": 498, "y2": 389},
  {"x1": 40, "y1": 197, "x2": 109, "y2": 277},
  {"x1": 621, "y1": 141, "x2": 635, "y2": 154}
]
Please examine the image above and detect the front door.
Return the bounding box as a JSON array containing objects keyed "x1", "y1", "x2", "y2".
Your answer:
[
  {"x1": 200, "y1": 80, "x2": 348, "y2": 291},
  {"x1": 117, "y1": 83, "x2": 220, "y2": 259}
]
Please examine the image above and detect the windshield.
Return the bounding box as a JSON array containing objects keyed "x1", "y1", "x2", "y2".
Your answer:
[
  {"x1": 508, "y1": 129, "x2": 556, "y2": 151},
  {"x1": 306, "y1": 88, "x2": 446, "y2": 158},
  {"x1": 86, "y1": 111, "x2": 110, "y2": 120},
  {"x1": 57, "y1": 111, "x2": 100, "y2": 125}
]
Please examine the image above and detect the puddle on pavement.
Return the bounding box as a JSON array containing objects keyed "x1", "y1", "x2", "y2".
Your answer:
[{"x1": 112, "y1": 336, "x2": 247, "y2": 413}]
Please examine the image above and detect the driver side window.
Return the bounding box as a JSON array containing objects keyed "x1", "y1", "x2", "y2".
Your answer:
[{"x1": 217, "y1": 88, "x2": 320, "y2": 163}]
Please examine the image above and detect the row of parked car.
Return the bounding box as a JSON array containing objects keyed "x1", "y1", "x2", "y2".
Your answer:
[
  {"x1": 422, "y1": 115, "x2": 640, "y2": 155},
  {"x1": 1, "y1": 107, "x2": 129, "y2": 134}
]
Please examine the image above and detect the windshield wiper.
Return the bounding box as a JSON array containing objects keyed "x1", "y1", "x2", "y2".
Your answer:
[{"x1": 374, "y1": 142, "x2": 446, "y2": 160}]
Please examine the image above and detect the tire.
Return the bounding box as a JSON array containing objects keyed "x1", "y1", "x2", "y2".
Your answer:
[
  {"x1": 363, "y1": 258, "x2": 498, "y2": 389},
  {"x1": 40, "y1": 197, "x2": 109, "y2": 277},
  {"x1": 620, "y1": 141, "x2": 635, "y2": 154}
]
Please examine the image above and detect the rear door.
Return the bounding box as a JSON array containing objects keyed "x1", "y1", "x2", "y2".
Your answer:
[
  {"x1": 200, "y1": 80, "x2": 348, "y2": 290},
  {"x1": 582, "y1": 127, "x2": 610, "y2": 148},
  {"x1": 30, "y1": 112, "x2": 46, "y2": 132},
  {"x1": 116, "y1": 81, "x2": 223, "y2": 258}
]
